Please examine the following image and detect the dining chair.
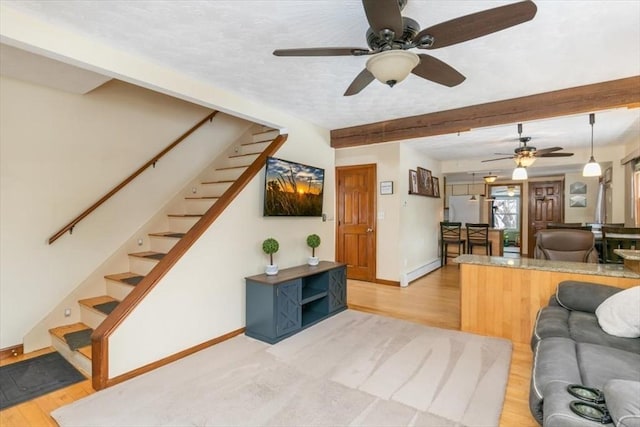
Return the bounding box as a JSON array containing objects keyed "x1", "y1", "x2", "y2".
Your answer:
[
  {"x1": 601, "y1": 226, "x2": 640, "y2": 264},
  {"x1": 534, "y1": 229, "x2": 599, "y2": 263},
  {"x1": 546, "y1": 223, "x2": 592, "y2": 231},
  {"x1": 440, "y1": 222, "x2": 466, "y2": 267},
  {"x1": 466, "y1": 223, "x2": 492, "y2": 256}
]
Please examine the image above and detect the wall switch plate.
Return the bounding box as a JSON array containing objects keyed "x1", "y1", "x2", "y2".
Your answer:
[
  {"x1": 137, "y1": 238, "x2": 143, "y2": 246},
  {"x1": 64, "y1": 308, "x2": 71, "y2": 317}
]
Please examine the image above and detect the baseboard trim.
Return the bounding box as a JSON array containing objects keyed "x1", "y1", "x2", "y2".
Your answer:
[
  {"x1": 0, "y1": 344, "x2": 24, "y2": 361},
  {"x1": 400, "y1": 259, "x2": 441, "y2": 287},
  {"x1": 374, "y1": 278, "x2": 400, "y2": 287},
  {"x1": 105, "y1": 327, "x2": 245, "y2": 389}
]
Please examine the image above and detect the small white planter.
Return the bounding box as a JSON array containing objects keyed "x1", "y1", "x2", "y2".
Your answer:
[
  {"x1": 265, "y1": 264, "x2": 278, "y2": 275},
  {"x1": 308, "y1": 256, "x2": 319, "y2": 266}
]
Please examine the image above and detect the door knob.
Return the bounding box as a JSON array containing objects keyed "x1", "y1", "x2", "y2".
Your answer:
[{"x1": 366, "y1": 228, "x2": 373, "y2": 233}]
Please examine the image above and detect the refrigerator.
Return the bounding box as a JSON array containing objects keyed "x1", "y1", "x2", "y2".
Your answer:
[{"x1": 448, "y1": 195, "x2": 482, "y2": 225}]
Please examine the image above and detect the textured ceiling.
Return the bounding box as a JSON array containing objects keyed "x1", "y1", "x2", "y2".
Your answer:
[{"x1": 2, "y1": 0, "x2": 639, "y2": 164}]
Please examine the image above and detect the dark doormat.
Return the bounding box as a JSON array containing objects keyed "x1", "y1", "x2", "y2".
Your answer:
[
  {"x1": 0, "y1": 352, "x2": 86, "y2": 410},
  {"x1": 63, "y1": 328, "x2": 93, "y2": 351},
  {"x1": 93, "y1": 300, "x2": 119, "y2": 315}
]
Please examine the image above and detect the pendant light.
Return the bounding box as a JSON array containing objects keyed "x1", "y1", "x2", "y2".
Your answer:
[
  {"x1": 469, "y1": 173, "x2": 478, "y2": 201},
  {"x1": 483, "y1": 172, "x2": 498, "y2": 183},
  {"x1": 582, "y1": 113, "x2": 602, "y2": 177},
  {"x1": 512, "y1": 159, "x2": 528, "y2": 180}
]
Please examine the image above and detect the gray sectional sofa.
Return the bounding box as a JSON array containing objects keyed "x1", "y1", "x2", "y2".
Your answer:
[{"x1": 530, "y1": 280, "x2": 640, "y2": 427}]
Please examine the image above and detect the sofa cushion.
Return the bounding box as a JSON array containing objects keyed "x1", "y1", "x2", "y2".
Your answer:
[
  {"x1": 577, "y1": 343, "x2": 640, "y2": 389},
  {"x1": 531, "y1": 306, "x2": 571, "y2": 350},
  {"x1": 603, "y1": 379, "x2": 640, "y2": 427},
  {"x1": 595, "y1": 286, "x2": 640, "y2": 338},
  {"x1": 568, "y1": 311, "x2": 640, "y2": 354},
  {"x1": 556, "y1": 281, "x2": 623, "y2": 313}
]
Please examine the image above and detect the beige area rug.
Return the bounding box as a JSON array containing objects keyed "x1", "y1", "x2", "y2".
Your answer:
[{"x1": 52, "y1": 310, "x2": 512, "y2": 427}]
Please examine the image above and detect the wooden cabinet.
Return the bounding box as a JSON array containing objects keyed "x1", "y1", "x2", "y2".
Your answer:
[{"x1": 245, "y1": 261, "x2": 347, "y2": 344}]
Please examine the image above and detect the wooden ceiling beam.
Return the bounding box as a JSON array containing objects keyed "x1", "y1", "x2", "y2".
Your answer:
[{"x1": 330, "y1": 76, "x2": 640, "y2": 149}]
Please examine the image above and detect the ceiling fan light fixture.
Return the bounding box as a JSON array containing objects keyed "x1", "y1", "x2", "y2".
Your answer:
[
  {"x1": 365, "y1": 50, "x2": 419, "y2": 87},
  {"x1": 512, "y1": 162, "x2": 528, "y2": 180},
  {"x1": 582, "y1": 113, "x2": 602, "y2": 177},
  {"x1": 513, "y1": 155, "x2": 536, "y2": 168}
]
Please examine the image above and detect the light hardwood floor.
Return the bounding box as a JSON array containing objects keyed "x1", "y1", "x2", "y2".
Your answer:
[{"x1": 0, "y1": 264, "x2": 538, "y2": 426}]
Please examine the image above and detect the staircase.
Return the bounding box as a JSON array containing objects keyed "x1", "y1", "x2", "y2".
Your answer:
[{"x1": 48, "y1": 127, "x2": 280, "y2": 378}]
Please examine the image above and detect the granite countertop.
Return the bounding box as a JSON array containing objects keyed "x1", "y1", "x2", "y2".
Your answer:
[
  {"x1": 614, "y1": 249, "x2": 640, "y2": 261},
  {"x1": 454, "y1": 254, "x2": 640, "y2": 279}
]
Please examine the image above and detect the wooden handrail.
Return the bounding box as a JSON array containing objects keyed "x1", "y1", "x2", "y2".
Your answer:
[
  {"x1": 48, "y1": 111, "x2": 219, "y2": 244},
  {"x1": 91, "y1": 133, "x2": 288, "y2": 390}
]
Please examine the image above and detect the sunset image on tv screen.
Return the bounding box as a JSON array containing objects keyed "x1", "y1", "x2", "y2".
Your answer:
[{"x1": 264, "y1": 157, "x2": 324, "y2": 216}]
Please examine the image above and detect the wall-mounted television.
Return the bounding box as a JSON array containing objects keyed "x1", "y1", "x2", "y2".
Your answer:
[{"x1": 264, "y1": 157, "x2": 324, "y2": 217}]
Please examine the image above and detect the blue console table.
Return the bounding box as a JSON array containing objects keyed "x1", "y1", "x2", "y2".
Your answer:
[{"x1": 245, "y1": 261, "x2": 347, "y2": 344}]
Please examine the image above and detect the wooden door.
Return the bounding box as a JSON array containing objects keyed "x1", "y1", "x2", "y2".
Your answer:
[
  {"x1": 527, "y1": 180, "x2": 564, "y2": 256},
  {"x1": 336, "y1": 165, "x2": 376, "y2": 281}
]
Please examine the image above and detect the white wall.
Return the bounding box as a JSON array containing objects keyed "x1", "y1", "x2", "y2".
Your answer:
[
  {"x1": 0, "y1": 76, "x2": 254, "y2": 349},
  {"x1": 398, "y1": 144, "x2": 442, "y2": 282},
  {"x1": 564, "y1": 172, "x2": 600, "y2": 224}
]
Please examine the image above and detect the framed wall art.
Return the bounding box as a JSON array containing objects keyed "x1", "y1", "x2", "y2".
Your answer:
[
  {"x1": 417, "y1": 167, "x2": 433, "y2": 196},
  {"x1": 409, "y1": 170, "x2": 418, "y2": 194}
]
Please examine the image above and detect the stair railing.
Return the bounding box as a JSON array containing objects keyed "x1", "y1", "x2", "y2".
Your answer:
[
  {"x1": 48, "y1": 111, "x2": 219, "y2": 244},
  {"x1": 91, "y1": 133, "x2": 288, "y2": 390}
]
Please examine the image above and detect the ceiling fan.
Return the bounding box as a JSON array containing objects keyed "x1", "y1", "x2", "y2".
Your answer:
[
  {"x1": 272, "y1": 0, "x2": 537, "y2": 96},
  {"x1": 482, "y1": 123, "x2": 574, "y2": 167}
]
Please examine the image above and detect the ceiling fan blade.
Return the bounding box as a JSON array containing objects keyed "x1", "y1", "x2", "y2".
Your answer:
[
  {"x1": 533, "y1": 147, "x2": 563, "y2": 155},
  {"x1": 362, "y1": 0, "x2": 404, "y2": 38},
  {"x1": 415, "y1": 0, "x2": 537, "y2": 50},
  {"x1": 481, "y1": 157, "x2": 515, "y2": 163},
  {"x1": 538, "y1": 152, "x2": 574, "y2": 158},
  {"x1": 411, "y1": 54, "x2": 466, "y2": 87},
  {"x1": 344, "y1": 69, "x2": 375, "y2": 96},
  {"x1": 273, "y1": 47, "x2": 370, "y2": 56}
]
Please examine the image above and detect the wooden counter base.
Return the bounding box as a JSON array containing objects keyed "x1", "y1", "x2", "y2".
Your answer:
[{"x1": 460, "y1": 263, "x2": 639, "y2": 344}]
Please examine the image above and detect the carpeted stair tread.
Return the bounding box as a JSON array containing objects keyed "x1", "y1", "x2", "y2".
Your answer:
[
  {"x1": 167, "y1": 214, "x2": 202, "y2": 218},
  {"x1": 229, "y1": 152, "x2": 259, "y2": 158},
  {"x1": 201, "y1": 179, "x2": 235, "y2": 184},
  {"x1": 92, "y1": 300, "x2": 119, "y2": 315},
  {"x1": 129, "y1": 251, "x2": 166, "y2": 260},
  {"x1": 216, "y1": 165, "x2": 248, "y2": 170},
  {"x1": 105, "y1": 272, "x2": 145, "y2": 286},
  {"x1": 148, "y1": 231, "x2": 186, "y2": 238},
  {"x1": 63, "y1": 328, "x2": 93, "y2": 351},
  {"x1": 78, "y1": 295, "x2": 117, "y2": 310},
  {"x1": 49, "y1": 323, "x2": 93, "y2": 352},
  {"x1": 184, "y1": 197, "x2": 219, "y2": 200}
]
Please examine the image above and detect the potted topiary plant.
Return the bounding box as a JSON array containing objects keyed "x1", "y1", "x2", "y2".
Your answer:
[
  {"x1": 262, "y1": 238, "x2": 279, "y2": 275},
  {"x1": 306, "y1": 234, "x2": 321, "y2": 266}
]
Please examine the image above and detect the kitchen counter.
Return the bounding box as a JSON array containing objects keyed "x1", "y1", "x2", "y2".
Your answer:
[
  {"x1": 614, "y1": 249, "x2": 640, "y2": 274},
  {"x1": 455, "y1": 254, "x2": 640, "y2": 279},
  {"x1": 454, "y1": 254, "x2": 639, "y2": 344}
]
